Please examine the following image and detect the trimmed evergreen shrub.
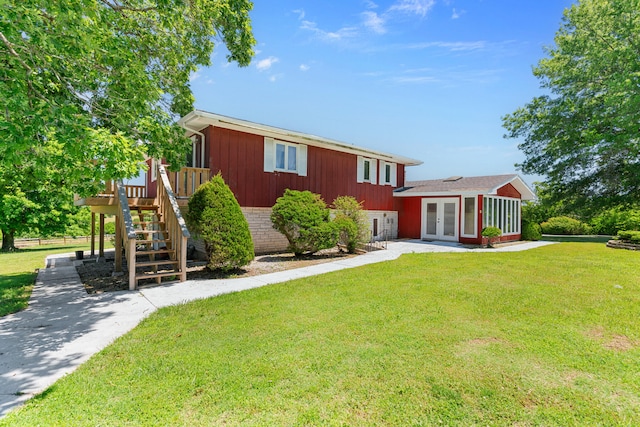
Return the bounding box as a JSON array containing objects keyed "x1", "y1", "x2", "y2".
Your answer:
[
  {"x1": 616, "y1": 230, "x2": 640, "y2": 243},
  {"x1": 540, "y1": 216, "x2": 591, "y2": 235},
  {"x1": 521, "y1": 221, "x2": 542, "y2": 241},
  {"x1": 481, "y1": 226, "x2": 502, "y2": 247},
  {"x1": 271, "y1": 189, "x2": 339, "y2": 256},
  {"x1": 186, "y1": 173, "x2": 254, "y2": 271},
  {"x1": 332, "y1": 195, "x2": 368, "y2": 253}
]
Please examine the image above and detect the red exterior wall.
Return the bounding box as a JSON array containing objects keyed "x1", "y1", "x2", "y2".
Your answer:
[
  {"x1": 205, "y1": 126, "x2": 404, "y2": 210},
  {"x1": 397, "y1": 197, "x2": 422, "y2": 238},
  {"x1": 497, "y1": 183, "x2": 521, "y2": 198}
]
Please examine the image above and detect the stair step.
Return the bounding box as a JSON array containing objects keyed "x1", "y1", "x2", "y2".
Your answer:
[
  {"x1": 134, "y1": 229, "x2": 168, "y2": 235},
  {"x1": 137, "y1": 239, "x2": 171, "y2": 244},
  {"x1": 133, "y1": 221, "x2": 164, "y2": 226},
  {"x1": 135, "y1": 271, "x2": 181, "y2": 281},
  {"x1": 135, "y1": 249, "x2": 175, "y2": 256},
  {"x1": 136, "y1": 260, "x2": 179, "y2": 268}
]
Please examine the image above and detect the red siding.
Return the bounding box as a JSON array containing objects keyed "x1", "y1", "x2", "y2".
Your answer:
[
  {"x1": 205, "y1": 126, "x2": 403, "y2": 210},
  {"x1": 497, "y1": 183, "x2": 521, "y2": 198},
  {"x1": 397, "y1": 197, "x2": 422, "y2": 238}
]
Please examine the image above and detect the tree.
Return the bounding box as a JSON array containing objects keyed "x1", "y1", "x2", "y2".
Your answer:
[
  {"x1": 186, "y1": 173, "x2": 254, "y2": 271},
  {"x1": 0, "y1": 0, "x2": 255, "y2": 250},
  {"x1": 503, "y1": 0, "x2": 640, "y2": 213},
  {"x1": 271, "y1": 190, "x2": 339, "y2": 257}
]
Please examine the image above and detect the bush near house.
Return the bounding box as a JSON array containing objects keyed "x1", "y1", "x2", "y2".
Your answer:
[
  {"x1": 481, "y1": 226, "x2": 502, "y2": 247},
  {"x1": 541, "y1": 216, "x2": 591, "y2": 235},
  {"x1": 615, "y1": 230, "x2": 640, "y2": 243},
  {"x1": 521, "y1": 220, "x2": 542, "y2": 241},
  {"x1": 332, "y1": 196, "x2": 368, "y2": 253},
  {"x1": 271, "y1": 189, "x2": 338, "y2": 256},
  {"x1": 186, "y1": 173, "x2": 254, "y2": 271}
]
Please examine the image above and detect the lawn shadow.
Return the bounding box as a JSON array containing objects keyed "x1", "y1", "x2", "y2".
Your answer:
[{"x1": 541, "y1": 235, "x2": 612, "y2": 243}]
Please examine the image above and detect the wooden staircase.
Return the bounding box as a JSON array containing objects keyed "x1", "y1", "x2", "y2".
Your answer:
[
  {"x1": 113, "y1": 164, "x2": 191, "y2": 290},
  {"x1": 129, "y1": 205, "x2": 182, "y2": 285}
]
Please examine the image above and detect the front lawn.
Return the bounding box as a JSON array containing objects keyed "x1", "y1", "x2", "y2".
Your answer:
[
  {"x1": 2, "y1": 243, "x2": 639, "y2": 425},
  {"x1": 0, "y1": 244, "x2": 100, "y2": 317}
]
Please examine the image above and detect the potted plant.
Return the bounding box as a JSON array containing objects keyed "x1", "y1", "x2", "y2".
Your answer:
[{"x1": 481, "y1": 226, "x2": 502, "y2": 248}]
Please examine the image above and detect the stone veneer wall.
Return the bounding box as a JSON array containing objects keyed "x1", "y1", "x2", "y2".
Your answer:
[{"x1": 186, "y1": 206, "x2": 399, "y2": 257}]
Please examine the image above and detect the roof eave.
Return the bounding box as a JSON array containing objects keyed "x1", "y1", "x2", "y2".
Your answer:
[{"x1": 179, "y1": 110, "x2": 424, "y2": 166}]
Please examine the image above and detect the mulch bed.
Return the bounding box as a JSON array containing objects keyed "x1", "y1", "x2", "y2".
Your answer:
[{"x1": 76, "y1": 248, "x2": 356, "y2": 294}]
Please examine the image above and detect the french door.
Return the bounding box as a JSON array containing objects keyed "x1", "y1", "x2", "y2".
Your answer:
[{"x1": 421, "y1": 198, "x2": 459, "y2": 241}]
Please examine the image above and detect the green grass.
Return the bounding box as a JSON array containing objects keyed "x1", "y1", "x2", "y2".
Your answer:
[
  {"x1": 0, "y1": 243, "x2": 104, "y2": 317},
  {"x1": 3, "y1": 243, "x2": 639, "y2": 426}
]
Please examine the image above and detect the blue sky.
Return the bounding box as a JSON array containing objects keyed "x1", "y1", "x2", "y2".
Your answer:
[{"x1": 188, "y1": 0, "x2": 575, "y2": 185}]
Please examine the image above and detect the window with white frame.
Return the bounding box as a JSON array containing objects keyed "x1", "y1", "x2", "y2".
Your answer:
[
  {"x1": 263, "y1": 137, "x2": 307, "y2": 176},
  {"x1": 482, "y1": 196, "x2": 521, "y2": 235},
  {"x1": 463, "y1": 197, "x2": 476, "y2": 236},
  {"x1": 379, "y1": 161, "x2": 397, "y2": 186},
  {"x1": 357, "y1": 156, "x2": 377, "y2": 184}
]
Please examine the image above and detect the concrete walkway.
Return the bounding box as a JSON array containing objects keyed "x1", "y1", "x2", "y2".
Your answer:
[{"x1": 0, "y1": 239, "x2": 554, "y2": 417}]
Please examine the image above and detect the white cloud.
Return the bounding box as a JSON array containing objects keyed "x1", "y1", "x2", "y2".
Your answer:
[
  {"x1": 256, "y1": 56, "x2": 279, "y2": 71},
  {"x1": 406, "y1": 41, "x2": 487, "y2": 51},
  {"x1": 269, "y1": 74, "x2": 283, "y2": 82},
  {"x1": 293, "y1": 9, "x2": 305, "y2": 20},
  {"x1": 189, "y1": 71, "x2": 201, "y2": 82},
  {"x1": 299, "y1": 64, "x2": 310, "y2": 71},
  {"x1": 300, "y1": 20, "x2": 359, "y2": 42},
  {"x1": 361, "y1": 11, "x2": 386, "y2": 34},
  {"x1": 451, "y1": 8, "x2": 465, "y2": 19},
  {"x1": 388, "y1": 0, "x2": 436, "y2": 17},
  {"x1": 364, "y1": 0, "x2": 378, "y2": 9}
]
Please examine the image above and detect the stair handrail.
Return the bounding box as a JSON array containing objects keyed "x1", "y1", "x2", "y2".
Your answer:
[
  {"x1": 157, "y1": 164, "x2": 190, "y2": 239},
  {"x1": 115, "y1": 180, "x2": 138, "y2": 239},
  {"x1": 157, "y1": 163, "x2": 190, "y2": 283},
  {"x1": 114, "y1": 180, "x2": 138, "y2": 289}
]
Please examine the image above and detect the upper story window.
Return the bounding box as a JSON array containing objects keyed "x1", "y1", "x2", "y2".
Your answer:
[
  {"x1": 357, "y1": 156, "x2": 377, "y2": 184},
  {"x1": 379, "y1": 161, "x2": 397, "y2": 186},
  {"x1": 275, "y1": 142, "x2": 297, "y2": 172},
  {"x1": 264, "y1": 137, "x2": 307, "y2": 176}
]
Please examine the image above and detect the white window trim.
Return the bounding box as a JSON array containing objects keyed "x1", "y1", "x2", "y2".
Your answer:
[
  {"x1": 264, "y1": 137, "x2": 307, "y2": 176},
  {"x1": 357, "y1": 156, "x2": 377, "y2": 184},
  {"x1": 461, "y1": 196, "x2": 477, "y2": 238},
  {"x1": 150, "y1": 158, "x2": 157, "y2": 182},
  {"x1": 379, "y1": 161, "x2": 397, "y2": 187},
  {"x1": 482, "y1": 196, "x2": 521, "y2": 236}
]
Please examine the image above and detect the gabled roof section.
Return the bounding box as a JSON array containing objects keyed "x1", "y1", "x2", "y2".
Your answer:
[
  {"x1": 394, "y1": 174, "x2": 536, "y2": 200},
  {"x1": 179, "y1": 110, "x2": 423, "y2": 166}
]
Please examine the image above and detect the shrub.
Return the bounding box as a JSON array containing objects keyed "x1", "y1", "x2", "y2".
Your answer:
[
  {"x1": 271, "y1": 189, "x2": 339, "y2": 256},
  {"x1": 590, "y1": 207, "x2": 640, "y2": 235},
  {"x1": 186, "y1": 173, "x2": 254, "y2": 271},
  {"x1": 616, "y1": 230, "x2": 640, "y2": 243},
  {"x1": 332, "y1": 196, "x2": 368, "y2": 253},
  {"x1": 481, "y1": 226, "x2": 502, "y2": 248},
  {"x1": 333, "y1": 215, "x2": 359, "y2": 253},
  {"x1": 540, "y1": 216, "x2": 591, "y2": 235},
  {"x1": 521, "y1": 221, "x2": 542, "y2": 241}
]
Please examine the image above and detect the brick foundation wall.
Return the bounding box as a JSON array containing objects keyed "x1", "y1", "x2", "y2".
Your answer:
[{"x1": 186, "y1": 206, "x2": 399, "y2": 258}]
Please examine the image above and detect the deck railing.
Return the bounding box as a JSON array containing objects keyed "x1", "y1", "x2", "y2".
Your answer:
[
  {"x1": 167, "y1": 167, "x2": 210, "y2": 198},
  {"x1": 102, "y1": 181, "x2": 146, "y2": 198},
  {"x1": 157, "y1": 164, "x2": 190, "y2": 282},
  {"x1": 113, "y1": 181, "x2": 138, "y2": 289}
]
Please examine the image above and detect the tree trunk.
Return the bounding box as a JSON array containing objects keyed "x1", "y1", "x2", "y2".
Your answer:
[{"x1": 1, "y1": 228, "x2": 16, "y2": 251}]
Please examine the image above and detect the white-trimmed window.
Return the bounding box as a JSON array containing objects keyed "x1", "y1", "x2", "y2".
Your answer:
[
  {"x1": 264, "y1": 137, "x2": 307, "y2": 176},
  {"x1": 379, "y1": 161, "x2": 397, "y2": 186},
  {"x1": 482, "y1": 196, "x2": 521, "y2": 235},
  {"x1": 357, "y1": 156, "x2": 377, "y2": 184},
  {"x1": 462, "y1": 196, "x2": 476, "y2": 237},
  {"x1": 150, "y1": 158, "x2": 158, "y2": 182}
]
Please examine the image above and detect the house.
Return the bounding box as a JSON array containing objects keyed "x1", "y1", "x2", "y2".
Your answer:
[
  {"x1": 76, "y1": 111, "x2": 535, "y2": 289},
  {"x1": 153, "y1": 110, "x2": 424, "y2": 254},
  {"x1": 394, "y1": 174, "x2": 536, "y2": 245}
]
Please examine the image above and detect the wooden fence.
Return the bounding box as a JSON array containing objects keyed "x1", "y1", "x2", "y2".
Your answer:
[{"x1": 13, "y1": 236, "x2": 113, "y2": 248}]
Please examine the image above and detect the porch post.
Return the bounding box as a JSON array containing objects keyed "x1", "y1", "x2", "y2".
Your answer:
[
  {"x1": 114, "y1": 215, "x2": 122, "y2": 272},
  {"x1": 99, "y1": 214, "x2": 105, "y2": 258},
  {"x1": 91, "y1": 212, "x2": 95, "y2": 257}
]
